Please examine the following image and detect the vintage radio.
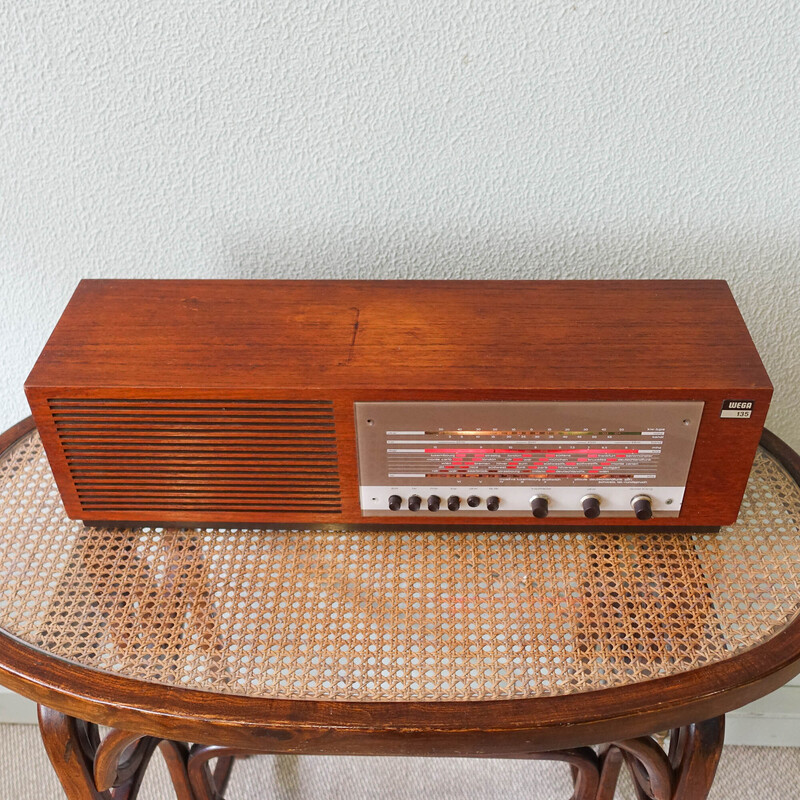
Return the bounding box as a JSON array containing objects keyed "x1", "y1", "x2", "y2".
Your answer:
[{"x1": 25, "y1": 279, "x2": 771, "y2": 529}]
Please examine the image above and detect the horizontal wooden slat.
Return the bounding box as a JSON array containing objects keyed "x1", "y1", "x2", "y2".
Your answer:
[
  {"x1": 78, "y1": 490, "x2": 341, "y2": 499},
  {"x1": 69, "y1": 462, "x2": 336, "y2": 471},
  {"x1": 53, "y1": 406, "x2": 330, "y2": 422},
  {"x1": 66, "y1": 454, "x2": 336, "y2": 462},
  {"x1": 49, "y1": 400, "x2": 332, "y2": 409},
  {"x1": 66, "y1": 453, "x2": 338, "y2": 461},
  {"x1": 72, "y1": 477, "x2": 339, "y2": 486},
  {"x1": 66, "y1": 459, "x2": 337, "y2": 471},
  {"x1": 63, "y1": 445, "x2": 337, "y2": 457},
  {"x1": 64, "y1": 438, "x2": 335, "y2": 452},
  {"x1": 59, "y1": 429, "x2": 333, "y2": 447},
  {"x1": 80, "y1": 502, "x2": 342, "y2": 511},
  {"x1": 56, "y1": 418, "x2": 333, "y2": 438}
]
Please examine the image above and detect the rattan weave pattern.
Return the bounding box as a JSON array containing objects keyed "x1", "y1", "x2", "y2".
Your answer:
[{"x1": 0, "y1": 431, "x2": 798, "y2": 703}]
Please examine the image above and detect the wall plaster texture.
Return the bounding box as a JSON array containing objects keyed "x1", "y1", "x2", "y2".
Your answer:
[{"x1": 1, "y1": 1, "x2": 798, "y2": 447}]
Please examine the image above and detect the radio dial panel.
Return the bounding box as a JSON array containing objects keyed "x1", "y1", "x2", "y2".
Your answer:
[{"x1": 355, "y1": 401, "x2": 703, "y2": 519}]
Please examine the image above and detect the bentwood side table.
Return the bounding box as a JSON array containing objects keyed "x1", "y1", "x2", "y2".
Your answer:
[{"x1": 0, "y1": 416, "x2": 799, "y2": 800}]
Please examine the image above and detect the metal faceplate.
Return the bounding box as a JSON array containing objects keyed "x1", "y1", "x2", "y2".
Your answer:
[{"x1": 355, "y1": 401, "x2": 703, "y2": 517}]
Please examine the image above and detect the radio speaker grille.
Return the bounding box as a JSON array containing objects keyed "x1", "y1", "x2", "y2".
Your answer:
[{"x1": 48, "y1": 399, "x2": 342, "y2": 516}]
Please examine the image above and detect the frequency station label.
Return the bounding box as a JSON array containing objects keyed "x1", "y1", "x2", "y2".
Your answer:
[{"x1": 385, "y1": 429, "x2": 664, "y2": 485}]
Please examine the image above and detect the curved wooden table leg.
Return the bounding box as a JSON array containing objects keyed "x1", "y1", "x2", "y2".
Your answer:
[
  {"x1": 595, "y1": 745, "x2": 625, "y2": 800},
  {"x1": 38, "y1": 705, "x2": 195, "y2": 800},
  {"x1": 608, "y1": 715, "x2": 725, "y2": 800},
  {"x1": 615, "y1": 736, "x2": 674, "y2": 800},
  {"x1": 159, "y1": 740, "x2": 196, "y2": 799},
  {"x1": 39, "y1": 706, "x2": 110, "y2": 800},
  {"x1": 670, "y1": 718, "x2": 725, "y2": 800},
  {"x1": 103, "y1": 738, "x2": 159, "y2": 800},
  {"x1": 188, "y1": 744, "x2": 243, "y2": 800}
]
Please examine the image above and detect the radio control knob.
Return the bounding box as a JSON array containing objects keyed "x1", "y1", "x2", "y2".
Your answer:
[
  {"x1": 581, "y1": 495, "x2": 601, "y2": 519},
  {"x1": 632, "y1": 494, "x2": 653, "y2": 520},
  {"x1": 427, "y1": 495, "x2": 441, "y2": 512},
  {"x1": 467, "y1": 495, "x2": 481, "y2": 508},
  {"x1": 408, "y1": 495, "x2": 421, "y2": 512},
  {"x1": 388, "y1": 494, "x2": 402, "y2": 511},
  {"x1": 530, "y1": 495, "x2": 549, "y2": 518},
  {"x1": 447, "y1": 495, "x2": 460, "y2": 511},
  {"x1": 486, "y1": 495, "x2": 500, "y2": 512}
]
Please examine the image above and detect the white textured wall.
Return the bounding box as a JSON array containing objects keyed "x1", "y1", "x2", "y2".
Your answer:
[{"x1": 1, "y1": 1, "x2": 798, "y2": 446}]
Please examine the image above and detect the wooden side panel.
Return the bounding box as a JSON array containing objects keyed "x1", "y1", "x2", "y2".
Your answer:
[
  {"x1": 25, "y1": 388, "x2": 83, "y2": 519},
  {"x1": 680, "y1": 388, "x2": 772, "y2": 525}
]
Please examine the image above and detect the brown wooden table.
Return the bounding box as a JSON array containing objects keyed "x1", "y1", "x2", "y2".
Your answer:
[{"x1": 0, "y1": 417, "x2": 799, "y2": 800}]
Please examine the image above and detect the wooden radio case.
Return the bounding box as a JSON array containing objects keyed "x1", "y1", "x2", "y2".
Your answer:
[{"x1": 25, "y1": 279, "x2": 771, "y2": 529}]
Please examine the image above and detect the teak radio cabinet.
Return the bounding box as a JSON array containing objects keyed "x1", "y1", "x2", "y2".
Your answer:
[{"x1": 25, "y1": 279, "x2": 771, "y2": 528}]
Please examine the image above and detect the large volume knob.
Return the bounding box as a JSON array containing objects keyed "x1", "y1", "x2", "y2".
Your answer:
[
  {"x1": 486, "y1": 496, "x2": 500, "y2": 512},
  {"x1": 581, "y1": 495, "x2": 601, "y2": 519},
  {"x1": 427, "y1": 495, "x2": 441, "y2": 512},
  {"x1": 447, "y1": 495, "x2": 460, "y2": 511},
  {"x1": 530, "y1": 495, "x2": 549, "y2": 518},
  {"x1": 388, "y1": 494, "x2": 402, "y2": 511},
  {"x1": 408, "y1": 495, "x2": 422, "y2": 512},
  {"x1": 632, "y1": 494, "x2": 653, "y2": 520}
]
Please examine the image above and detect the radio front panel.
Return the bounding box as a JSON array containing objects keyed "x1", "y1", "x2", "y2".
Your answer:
[{"x1": 355, "y1": 401, "x2": 703, "y2": 519}]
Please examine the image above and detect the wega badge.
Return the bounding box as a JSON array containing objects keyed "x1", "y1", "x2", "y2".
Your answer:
[{"x1": 721, "y1": 400, "x2": 754, "y2": 419}]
